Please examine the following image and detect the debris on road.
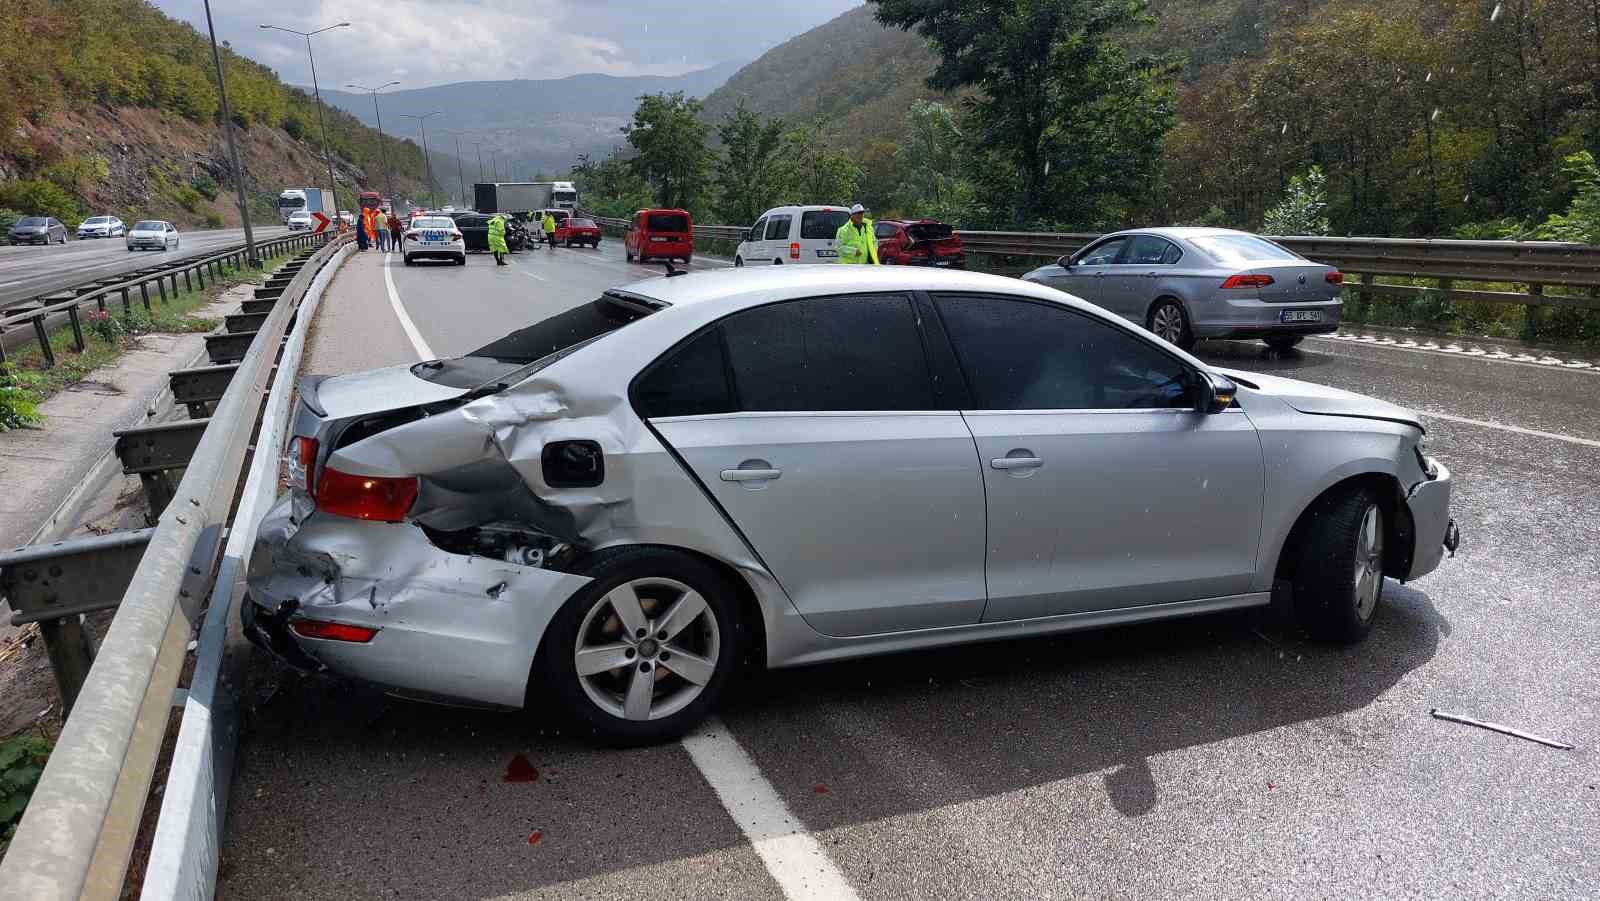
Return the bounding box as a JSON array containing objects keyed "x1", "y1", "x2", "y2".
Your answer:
[
  {"x1": 1430, "y1": 708, "x2": 1574, "y2": 750},
  {"x1": 504, "y1": 753, "x2": 539, "y2": 782}
]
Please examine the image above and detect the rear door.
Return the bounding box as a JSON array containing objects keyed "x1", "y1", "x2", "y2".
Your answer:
[
  {"x1": 641, "y1": 293, "x2": 988, "y2": 636},
  {"x1": 799, "y1": 209, "x2": 848, "y2": 262}
]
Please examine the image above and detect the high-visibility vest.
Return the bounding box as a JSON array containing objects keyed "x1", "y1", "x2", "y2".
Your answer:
[{"x1": 834, "y1": 218, "x2": 879, "y2": 264}]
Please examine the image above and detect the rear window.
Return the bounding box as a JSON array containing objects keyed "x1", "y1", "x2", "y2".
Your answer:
[
  {"x1": 1190, "y1": 234, "x2": 1301, "y2": 264},
  {"x1": 17, "y1": 217, "x2": 45, "y2": 226},
  {"x1": 134, "y1": 221, "x2": 164, "y2": 230},
  {"x1": 414, "y1": 217, "x2": 456, "y2": 229},
  {"x1": 647, "y1": 213, "x2": 689, "y2": 232},
  {"x1": 801, "y1": 210, "x2": 850, "y2": 239},
  {"x1": 569, "y1": 218, "x2": 596, "y2": 228},
  {"x1": 467, "y1": 295, "x2": 656, "y2": 365},
  {"x1": 907, "y1": 222, "x2": 954, "y2": 241}
]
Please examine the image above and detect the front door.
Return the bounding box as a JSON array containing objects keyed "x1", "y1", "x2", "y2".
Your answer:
[
  {"x1": 931, "y1": 292, "x2": 1265, "y2": 621},
  {"x1": 640, "y1": 293, "x2": 988, "y2": 636},
  {"x1": 1050, "y1": 235, "x2": 1128, "y2": 311}
]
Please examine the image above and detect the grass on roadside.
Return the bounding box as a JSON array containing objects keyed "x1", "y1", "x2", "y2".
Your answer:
[
  {"x1": 0, "y1": 250, "x2": 294, "y2": 428},
  {"x1": 0, "y1": 732, "x2": 51, "y2": 860}
]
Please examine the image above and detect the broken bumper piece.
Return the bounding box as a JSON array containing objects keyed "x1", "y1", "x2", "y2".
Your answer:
[{"x1": 244, "y1": 493, "x2": 593, "y2": 708}]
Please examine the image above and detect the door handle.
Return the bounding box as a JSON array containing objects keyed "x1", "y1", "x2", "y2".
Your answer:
[
  {"x1": 721, "y1": 468, "x2": 782, "y2": 482},
  {"x1": 990, "y1": 456, "x2": 1043, "y2": 471}
]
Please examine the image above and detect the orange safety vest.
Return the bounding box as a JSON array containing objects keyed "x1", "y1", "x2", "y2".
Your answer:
[{"x1": 361, "y1": 208, "x2": 378, "y2": 239}]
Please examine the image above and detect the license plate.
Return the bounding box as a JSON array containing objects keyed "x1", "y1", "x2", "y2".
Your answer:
[
  {"x1": 1280, "y1": 310, "x2": 1322, "y2": 323},
  {"x1": 650, "y1": 236, "x2": 669, "y2": 242},
  {"x1": 933, "y1": 259, "x2": 953, "y2": 266},
  {"x1": 816, "y1": 249, "x2": 838, "y2": 258}
]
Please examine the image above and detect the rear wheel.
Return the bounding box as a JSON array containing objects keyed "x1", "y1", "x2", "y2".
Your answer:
[
  {"x1": 773, "y1": 258, "x2": 783, "y2": 265},
  {"x1": 403, "y1": 254, "x2": 413, "y2": 266},
  {"x1": 734, "y1": 256, "x2": 744, "y2": 267},
  {"x1": 1148, "y1": 299, "x2": 1194, "y2": 350},
  {"x1": 625, "y1": 248, "x2": 635, "y2": 262},
  {"x1": 1293, "y1": 485, "x2": 1386, "y2": 644},
  {"x1": 539, "y1": 546, "x2": 745, "y2": 745},
  {"x1": 1265, "y1": 335, "x2": 1304, "y2": 351}
]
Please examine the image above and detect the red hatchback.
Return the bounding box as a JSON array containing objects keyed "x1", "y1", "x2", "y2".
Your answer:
[
  {"x1": 875, "y1": 219, "x2": 966, "y2": 268},
  {"x1": 556, "y1": 216, "x2": 602, "y2": 248},
  {"x1": 625, "y1": 209, "x2": 693, "y2": 264}
]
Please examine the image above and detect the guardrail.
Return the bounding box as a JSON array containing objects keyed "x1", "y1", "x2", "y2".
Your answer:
[
  {"x1": 584, "y1": 213, "x2": 1600, "y2": 330},
  {"x1": 0, "y1": 232, "x2": 350, "y2": 901},
  {"x1": 0, "y1": 232, "x2": 324, "y2": 367}
]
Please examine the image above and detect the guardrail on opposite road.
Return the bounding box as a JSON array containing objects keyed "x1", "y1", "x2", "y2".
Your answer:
[{"x1": 0, "y1": 232, "x2": 351, "y2": 901}]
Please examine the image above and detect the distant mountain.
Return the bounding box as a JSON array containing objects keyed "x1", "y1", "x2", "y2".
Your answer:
[{"x1": 318, "y1": 62, "x2": 745, "y2": 181}]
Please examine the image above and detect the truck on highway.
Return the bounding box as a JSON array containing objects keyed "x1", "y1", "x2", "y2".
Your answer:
[
  {"x1": 276, "y1": 188, "x2": 335, "y2": 223},
  {"x1": 473, "y1": 182, "x2": 552, "y2": 217}
]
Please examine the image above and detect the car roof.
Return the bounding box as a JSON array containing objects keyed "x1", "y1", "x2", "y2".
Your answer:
[
  {"x1": 613, "y1": 264, "x2": 1081, "y2": 314},
  {"x1": 1107, "y1": 227, "x2": 1254, "y2": 240}
]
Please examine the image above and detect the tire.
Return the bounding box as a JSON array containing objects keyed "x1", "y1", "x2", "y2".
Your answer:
[
  {"x1": 1265, "y1": 335, "x2": 1304, "y2": 351},
  {"x1": 403, "y1": 254, "x2": 413, "y2": 266},
  {"x1": 456, "y1": 255, "x2": 467, "y2": 266},
  {"x1": 625, "y1": 248, "x2": 635, "y2": 262},
  {"x1": 1147, "y1": 298, "x2": 1195, "y2": 350},
  {"x1": 538, "y1": 546, "x2": 745, "y2": 745},
  {"x1": 734, "y1": 256, "x2": 744, "y2": 268},
  {"x1": 773, "y1": 258, "x2": 782, "y2": 266},
  {"x1": 1292, "y1": 485, "x2": 1386, "y2": 644}
]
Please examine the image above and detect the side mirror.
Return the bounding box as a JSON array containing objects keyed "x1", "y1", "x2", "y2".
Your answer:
[
  {"x1": 1195, "y1": 370, "x2": 1237, "y2": 414},
  {"x1": 1057, "y1": 255, "x2": 1075, "y2": 268},
  {"x1": 744, "y1": 229, "x2": 754, "y2": 242}
]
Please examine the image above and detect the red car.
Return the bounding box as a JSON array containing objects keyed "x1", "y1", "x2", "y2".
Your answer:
[
  {"x1": 875, "y1": 219, "x2": 966, "y2": 268},
  {"x1": 556, "y1": 216, "x2": 602, "y2": 248},
  {"x1": 625, "y1": 208, "x2": 693, "y2": 264}
]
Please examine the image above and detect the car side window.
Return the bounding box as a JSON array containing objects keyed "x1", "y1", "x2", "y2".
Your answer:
[
  {"x1": 1125, "y1": 235, "x2": 1176, "y2": 265},
  {"x1": 934, "y1": 294, "x2": 1194, "y2": 411},
  {"x1": 1160, "y1": 241, "x2": 1183, "y2": 264},
  {"x1": 635, "y1": 329, "x2": 735, "y2": 419},
  {"x1": 764, "y1": 215, "x2": 791, "y2": 241},
  {"x1": 1076, "y1": 238, "x2": 1127, "y2": 266},
  {"x1": 749, "y1": 218, "x2": 767, "y2": 242}
]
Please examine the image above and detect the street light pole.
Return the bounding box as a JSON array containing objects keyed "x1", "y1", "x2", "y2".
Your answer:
[
  {"x1": 202, "y1": 0, "x2": 258, "y2": 265},
  {"x1": 450, "y1": 133, "x2": 467, "y2": 209},
  {"x1": 348, "y1": 80, "x2": 399, "y2": 206},
  {"x1": 472, "y1": 142, "x2": 485, "y2": 185},
  {"x1": 399, "y1": 110, "x2": 443, "y2": 208},
  {"x1": 260, "y1": 22, "x2": 350, "y2": 218}
]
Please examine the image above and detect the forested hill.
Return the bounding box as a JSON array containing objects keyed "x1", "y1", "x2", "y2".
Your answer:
[{"x1": 0, "y1": 0, "x2": 437, "y2": 229}]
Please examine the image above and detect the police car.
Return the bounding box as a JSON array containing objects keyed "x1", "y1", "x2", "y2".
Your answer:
[{"x1": 401, "y1": 215, "x2": 467, "y2": 266}]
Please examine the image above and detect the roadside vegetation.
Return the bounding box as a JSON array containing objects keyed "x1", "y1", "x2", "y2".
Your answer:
[{"x1": 0, "y1": 733, "x2": 51, "y2": 860}]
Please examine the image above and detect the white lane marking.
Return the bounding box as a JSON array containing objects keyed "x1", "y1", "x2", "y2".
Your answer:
[
  {"x1": 1421, "y1": 410, "x2": 1600, "y2": 449},
  {"x1": 517, "y1": 266, "x2": 550, "y2": 283},
  {"x1": 381, "y1": 251, "x2": 436, "y2": 360},
  {"x1": 681, "y1": 719, "x2": 859, "y2": 901},
  {"x1": 1312, "y1": 335, "x2": 1600, "y2": 375}
]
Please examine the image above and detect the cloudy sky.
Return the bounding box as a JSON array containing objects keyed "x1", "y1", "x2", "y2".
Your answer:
[{"x1": 154, "y1": 0, "x2": 863, "y2": 88}]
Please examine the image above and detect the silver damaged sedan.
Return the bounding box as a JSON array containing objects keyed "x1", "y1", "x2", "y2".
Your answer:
[{"x1": 245, "y1": 266, "x2": 1458, "y2": 744}]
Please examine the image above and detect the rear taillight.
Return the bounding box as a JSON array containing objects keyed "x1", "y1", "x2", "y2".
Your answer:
[
  {"x1": 315, "y1": 466, "x2": 418, "y2": 521},
  {"x1": 286, "y1": 436, "x2": 318, "y2": 492},
  {"x1": 790, "y1": 242, "x2": 800, "y2": 260},
  {"x1": 1325, "y1": 270, "x2": 1344, "y2": 285},
  {"x1": 405, "y1": 231, "x2": 418, "y2": 241},
  {"x1": 291, "y1": 619, "x2": 379, "y2": 643},
  {"x1": 450, "y1": 231, "x2": 463, "y2": 241},
  {"x1": 1220, "y1": 274, "x2": 1275, "y2": 289}
]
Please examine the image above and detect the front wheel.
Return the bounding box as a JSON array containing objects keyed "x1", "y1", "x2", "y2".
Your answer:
[
  {"x1": 1148, "y1": 299, "x2": 1194, "y2": 350},
  {"x1": 1293, "y1": 486, "x2": 1386, "y2": 644},
  {"x1": 538, "y1": 546, "x2": 746, "y2": 745}
]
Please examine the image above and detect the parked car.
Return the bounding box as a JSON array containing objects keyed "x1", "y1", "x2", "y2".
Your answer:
[
  {"x1": 126, "y1": 220, "x2": 180, "y2": 252},
  {"x1": 556, "y1": 217, "x2": 602, "y2": 248},
  {"x1": 9, "y1": 216, "x2": 68, "y2": 245},
  {"x1": 244, "y1": 266, "x2": 1457, "y2": 745},
  {"x1": 734, "y1": 205, "x2": 850, "y2": 266},
  {"x1": 875, "y1": 219, "x2": 965, "y2": 268},
  {"x1": 286, "y1": 210, "x2": 315, "y2": 231},
  {"x1": 1022, "y1": 227, "x2": 1344, "y2": 351},
  {"x1": 449, "y1": 212, "x2": 529, "y2": 252},
  {"x1": 401, "y1": 215, "x2": 466, "y2": 265},
  {"x1": 76, "y1": 216, "x2": 126, "y2": 239},
  {"x1": 625, "y1": 208, "x2": 693, "y2": 264}
]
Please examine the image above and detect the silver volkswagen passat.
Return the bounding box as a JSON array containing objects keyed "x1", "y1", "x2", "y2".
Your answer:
[
  {"x1": 245, "y1": 266, "x2": 1457, "y2": 744},
  {"x1": 1023, "y1": 227, "x2": 1344, "y2": 351}
]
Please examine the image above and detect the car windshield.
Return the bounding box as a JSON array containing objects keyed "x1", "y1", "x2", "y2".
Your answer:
[
  {"x1": 134, "y1": 221, "x2": 164, "y2": 230},
  {"x1": 414, "y1": 217, "x2": 456, "y2": 229},
  {"x1": 17, "y1": 217, "x2": 45, "y2": 227},
  {"x1": 801, "y1": 209, "x2": 850, "y2": 239},
  {"x1": 647, "y1": 213, "x2": 688, "y2": 232},
  {"x1": 1189, "y1": 234, "x2": 1301, "y2": 264}
]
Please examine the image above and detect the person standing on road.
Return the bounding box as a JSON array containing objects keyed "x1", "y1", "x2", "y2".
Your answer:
[
  {"x1": 360, "y1": 206, "x2": 379, "y2": 252},
  {"x1": 354, "y1": 209, "x2": 370, "y2": 251},
  {"x1": 542, "y1": 211, "x2": 557, "y2": 250},
  {"x1": 387, "y1": 210, "x2": 404, "y2": 254},
  {"x1": 835, "y1": 203, "x2": 879, "y2": 264},
  {"x1": 487, "y1": 213, "x2": 510, "y2": 266},
  {"x1": 375, "y1": 209, "x2": 391, "y2": 252}
]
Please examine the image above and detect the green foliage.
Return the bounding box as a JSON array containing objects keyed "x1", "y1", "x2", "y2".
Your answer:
[
  {"x1": 873, "y1": 0, "x2": 1176, "y2": 229},
  {"x1": 0, "y1": 208, "x2": 21, "y2": 237},
  {"x1": 1262, "y1": 166, "x2": 1330, "y2": 236},
  {"x1": 282, "y1": 115, "x2": 307, "y2": 141},
  {"x1": 766, "y1": 118, "x2": 862, "y2": 208},
  {"x1": 85, "y1": 308, "x2": 127, "y2": 345},
  {"x1": 0, "y1": 180, "x2": 84, "y2": 224},
  {"x1": 0, "y1": 368, "x2": 44, "y2": 431},
  {"x1": 570, "y1": 150, "x2": 654, "y2": 219},
  {"x1": 0, "y1": 734, "x2": 51, "y2": 851},
  {"x1": 201, "y1": 211, "x2": 223, "y2": 229},
  {"x1": 192, "y1": 172, "x2": 219, "y2": 202},
  {"x1": 892, "y1": 101, "x2": 977, "y2": 225},
  {"x1": 1532, "y1": 152, "x2": 1600, "y2": 244},
  {"x1": 172, "y1": 185, "x2": 205, "y2": 214},
  {"x1": 715, "y1": 101, "x2": 786, "y2": 225},
  {"x1": 624, "y1": 92, "x2": 714, "y2": 211}
]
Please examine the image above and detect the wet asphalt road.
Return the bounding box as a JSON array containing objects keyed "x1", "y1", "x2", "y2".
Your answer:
[
  {"x1": 218, "y1": 243, "x2": 1599, "y2": 900},
  {"x1": 0, "y1": 226, "x2": 286, "y2": 308}
]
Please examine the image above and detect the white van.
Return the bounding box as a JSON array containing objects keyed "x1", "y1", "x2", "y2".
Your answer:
[{"x1": 734, "y1": 205, "x2": 853, "y2": 266}]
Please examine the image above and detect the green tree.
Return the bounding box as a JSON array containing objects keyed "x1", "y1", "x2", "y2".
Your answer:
[
  {"x1": 893, "y1": 100, "x2": 977, "y2": 224},
  {"x1": 624, "y1": 92, "x2": 713, "y2": 210},
  {"x1": 1535, "y1": 151, "x2": 1600, "y2": 242},
  {"x1": 1262, "y1": 165, "x2": 1331, "y2": 235},
  {"x1": 767, "y1": 118, "x2": 862, "y2": 206},
  {"x1": 715, "y1": 101, "x2": 785, "y2": 225},
  {"x1": 873, "y1": 0, "x2": 1175, "y2": 228}
]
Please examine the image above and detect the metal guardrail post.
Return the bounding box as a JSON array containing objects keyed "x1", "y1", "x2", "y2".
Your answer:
[
  {"x1": 1524, "y1": 284, "x2": 1545, "y2": 340},
  {"x1": 32, "y1": 315, "x2": 54, "y2": 367},
  {"x1": 37, "y1": 616, "x2": 97, "y2": 714},
  {"x1": 67, "y1": 306, "x2": 85, "y2": 353},
  {"x1": 155, "y1": 276, "x2": 167, "y2": 305}
]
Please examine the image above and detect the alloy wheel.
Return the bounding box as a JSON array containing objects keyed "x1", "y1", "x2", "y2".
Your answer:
[
  {"x1": 574, "y1": 577, "x2": 721, "y2": 722},
  {"x1": 1353, "y1": 504, "x2": 1384, "y2": 620},
  {"x1": 1152, "y1": 303, "x2": 1186, "y2": 344}
]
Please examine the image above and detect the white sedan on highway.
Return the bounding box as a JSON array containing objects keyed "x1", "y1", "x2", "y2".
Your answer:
[
  {"x1": 286, "y1": 210, "x2": 315, "y2": 231},
  {"x1": 400, "y1": 216, "x2": 467, "y2": 266},
  {"x1": 126, "y1": 220, "x2": 179, "y2": 252}
]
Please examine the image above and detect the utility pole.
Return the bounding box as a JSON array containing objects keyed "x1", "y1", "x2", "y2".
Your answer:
[
  {"x1": 400, "y1": 111, "x2": 443, "y2": 208},
  {"x1": 348, "y1": 80, "x2": 400, "y2": 205},
  {"x1": 260, "y1": 22, "x2": 349, "y2": 215},
  {"x1": 203, "y1": 0, "x2": 258, "y2": 265},
  {"x1": 450, "y1": 133, "x2": 467, "y2": 210},
  {"x1": 473, "y1": 142, "x2": 485, "y2": 185}
]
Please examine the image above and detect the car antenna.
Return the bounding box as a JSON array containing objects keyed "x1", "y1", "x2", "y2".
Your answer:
[{"x1": 662, "y1": 261, "x2": 687, "y2": 277}]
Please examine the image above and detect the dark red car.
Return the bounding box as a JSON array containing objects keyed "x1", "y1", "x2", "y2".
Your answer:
[
  {"x1": 626, "y1": 208, "x2": 693, "y2": 264},
  {"x1": 556, "y1": 216, "x2": 602, "y2": 248},
  {"x1": 875, "y1": 219, "x2": 965, "y2": 268}
]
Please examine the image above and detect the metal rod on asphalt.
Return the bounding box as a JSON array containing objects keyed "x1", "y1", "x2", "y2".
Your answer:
[
  {"x1": 1430, "y1": 708, "x2": 1574, "y2": 750},
  {"x1": 205, "y1": 0, "x2": 258, "y2": 266},
  {"x1": 260, "y1": 21, "x2": 350, "y2": 221},
  {"x1": 348, "y1": 80, "x2": 400, "y2": 206}
]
